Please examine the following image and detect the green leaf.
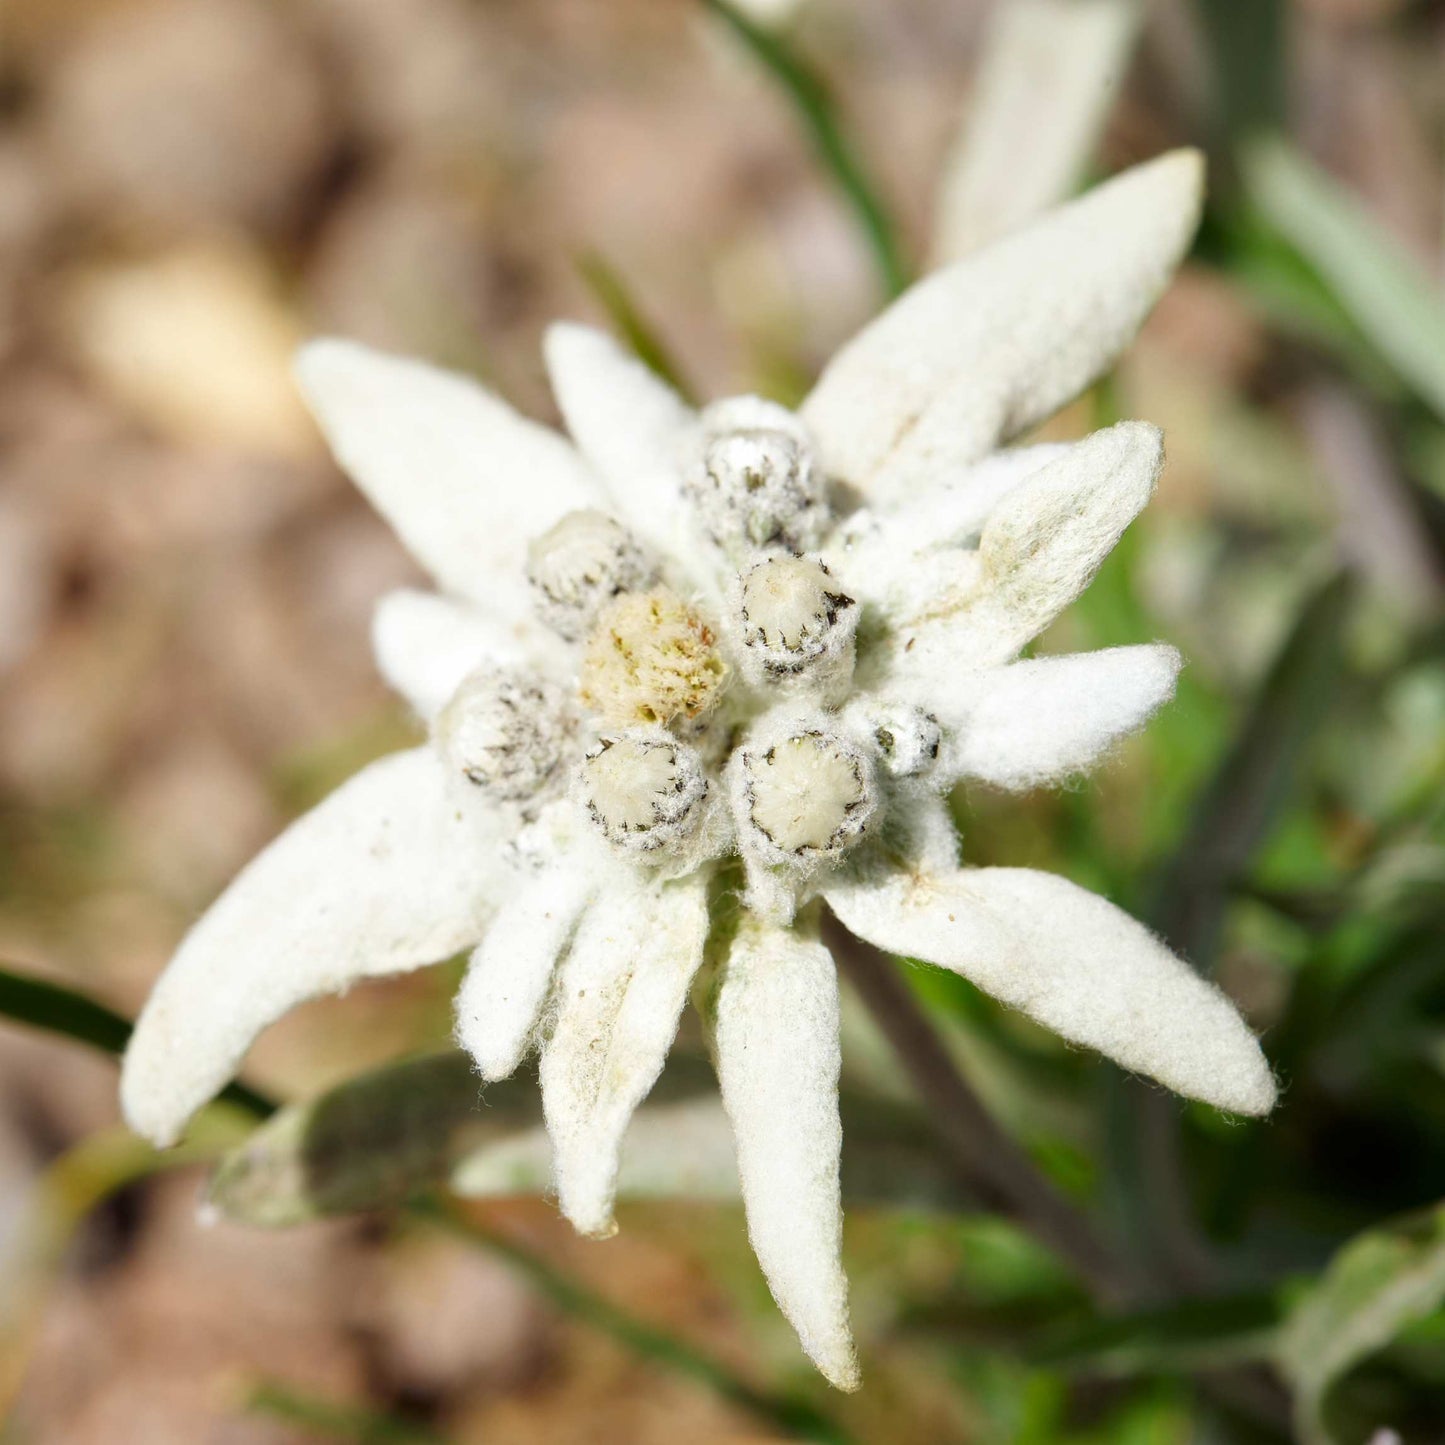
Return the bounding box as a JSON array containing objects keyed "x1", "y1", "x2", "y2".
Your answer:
[
  {"x1": 700, "y1": 0, "x2": 909, "y2": 298},
  {"x1": 576, "y1": 251, "x2": 699, "y2": 403},
  {"x1": 0, "y1": 965, "x2": 134, "y2": 1055},
  {"x1": 1108, "y1": 574, "x2": 1354, "y2": 1293},
  {"x1": 1277, "y1": 1203, "x2": 1445, "y2": 1445},
  {"x1": 1244, "y1": 137, "x2": 1445, "y2": 422},
  {"x1": 1149, "y1": 571, "x2": 1355, "y2": 964},
  {"x1": 1193, "y1": 0, "x2": 1286, "y2": 142},
  {"x1": 210, "y1": 1046, "x2": 971, "y2": 1226},
  {"x1": 242, "y1": 1380, "x2": 445, "y2": 1445},
  {"x1": 424, "y1": 1198, "x2": 855, "y2": 1444},
  {"x1": 0, "y1": 961, "x2": 274, "y2": 1120},
  {"x1": 207, "y1": 1051, "x2": 534, "y2": 1226},
  {"x1": 1034, "y1": 1293, "x2": 1281, "y2": 1378}
]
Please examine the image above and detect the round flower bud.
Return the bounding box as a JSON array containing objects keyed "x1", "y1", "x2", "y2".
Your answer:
[
  {"x1": 734, "y1": 727, "x2": 877, "y2": 865},
  {"x1": 526, "y1": 509, "x2": 656, "y2": 640},
  {"x1": 688, "y1": 396, "x2": 829, "y2": 556},
  {"x1": 578, "y1": 587, "x2": 727, "y2": 726},
  {"x1": 737, "y1": 554, "x2": 857, "y2": 689},
  {"x1": 867, "y1": 703, "x2": 942, "y2": 777},
  {"x1": 435, "y1": 668, "x2": 568, "y2": 799},
  {"x1": 579, "y1": 729, "x2": 709, "y2": 857}
]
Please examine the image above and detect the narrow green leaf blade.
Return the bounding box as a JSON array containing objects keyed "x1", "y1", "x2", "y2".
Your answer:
[
  {"x1": 1034, "y1": 1293, "x2": 1281, "y2": 1378},
  {"x1": 207, "y1": 1051, "x2": 536, "y2": 1226},
  {"x1": 700, "y1": 0, "x2": 909, "y2": 298},
  {"x1": 0, "y1": 962, "x2": 274, "y2": 1120},
  {"x1": 576, "y1": 251, "x2": 699, "y2": 403},
  {"x1": 1244, "y1": 137, "x2": 1445, "y2": 421},
  {"x1": 1278, "y1": 1203, "x2": 1445, "y2": 1445}
]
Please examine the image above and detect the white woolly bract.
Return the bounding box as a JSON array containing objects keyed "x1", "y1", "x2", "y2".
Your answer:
[
  {"x1": 885, "y1": 422, "x2": 1163, "y2": 677},
  {"x1": 802, "y1": 150, "x2": 1202, "y2": 503},
  {"x1": 456, "y1": 864, "x2": 594, "y2": 1081},
  {"x1": 924, "y1": 644, "x2": 1182, "y2": 790},
  {"x1": 453, "y1": 1096, "x2": 740, "y2": 1203},
  {"x1": 932, "y1": 0, "x2": 1144, "y2": 262},
  {"x1": 712, "y1": 916, "x2": 859, "y2": 1391},
  {"x1": 295, "y1": 339, "x2": 599, "y2": 620},
  {"x1": 121, "y1": 748, "x2": 504, "y2": 1147},
  {"x1": 539, "y1": 873, "x2": 710, "y2": 1237},
  {"x1": 831, "y1": 444, "x2": 1070, "y2": 602},
  {"x1": 825, "y1": 866, "x2": 1278, "y2": 1116},
  {"x1": 371, "y1": 589, "x2": 565, "y2": 723},
  {"x1": 543, "y1": 322, "x2": 699, "y2": 569}
]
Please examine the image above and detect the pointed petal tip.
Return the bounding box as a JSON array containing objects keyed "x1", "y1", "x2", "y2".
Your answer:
[
  {"x1": 819, "y1": 1350, "x2": 863, "y2": 1393},
  {"x1": 119, "y1": 1067, "x2": 184, "y2": 1151},
  {"x1": 543, "y1": 318, "x2": 606, "y2": 360},
  {"x1": 1215, "y1": 1051, "x2": 1279, "y2": 1119},
  {"x1": 293, "y1": 335, "x2": 371, "y2": 393}
]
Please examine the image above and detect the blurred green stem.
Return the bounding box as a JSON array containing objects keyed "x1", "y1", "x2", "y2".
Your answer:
[
  {"x1": 423, "y1": 1198, "x2": 853, "y2": 1444},
  {"x1": 0, "y1": 963, "x2": 275, "y2": 1119},
  {"x1": 700, "y1": 0, "x2": 910, "y2": 299},
  {"x1": 821, "y1": 911, "x2": 1126, "y2": 1304}
]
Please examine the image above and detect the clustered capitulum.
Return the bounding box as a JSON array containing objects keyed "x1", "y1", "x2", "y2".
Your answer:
[
  {"x1": 435, "y1": 668, "x2": 570, "y2": 799},
  {"x1": 432, "y1": 396, "x2": 938, "y2": 912},
  {"x1": 687, "y1": 396, "x2": 830, "y2": 557},
  {"x1": 526, "y1": 508, "x2": 658, "y2": 641},
  {"x1": 579, "y1": 729, "x2": 709, "y2": 854}
]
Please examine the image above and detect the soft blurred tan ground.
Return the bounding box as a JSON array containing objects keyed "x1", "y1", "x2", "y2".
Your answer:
[{"x1": 0, "y1": 0, "x2": 1439, "y2": 1440}]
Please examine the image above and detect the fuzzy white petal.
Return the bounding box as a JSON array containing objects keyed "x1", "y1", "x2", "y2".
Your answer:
[
  {"x1": 932, "y1": 0, "x2": 1143, "y2": 262},
  {"x1": 453, "y1": 1096, "x2": 740, "y2": 1202},
  {"x1": 825, "y1": 867, "x2": 1276, "y2": 1116},
  {"x1": 920, "y1": 644, "x2": 1182, "y2": 790},
  {"x1": 372, "y1": 589, "x2": 567, "y2": 722},
  {"x1": 887, "y1": 422, "x2": 1162, "y2": 674},
  {"x1": 540, "y1": 872, "x2": 710, "y2": 1237},
  {"x1": 713, "y1": 916, "x2": 860, "y2": 1391},
  {"x1": 803, "y1": 150, "x2": 1202, "y2": 504},
  {"x1": 544, "y1": 323, "x2": 697, "y2": 560},
  {"x1": 456, "y1": 864, "x2": 594, "y2": 1081},
  {"x1": 830, "y1": 444, "x2": 1066, "y2": 611},
  {"x1": 121, "y1": 749, "x2": 504, "y2": 1147},
  {"x1": 296, "y1": 340, "x2": 600, "y2": 619}
]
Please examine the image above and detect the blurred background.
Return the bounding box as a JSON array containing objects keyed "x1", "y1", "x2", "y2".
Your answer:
[{"x1": 1, "y1": 0, "x2": 1444, "y2": 1441}]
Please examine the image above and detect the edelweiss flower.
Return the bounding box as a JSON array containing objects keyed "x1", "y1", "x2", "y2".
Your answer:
[{"x1": 121, "y1": 151, "x2": 1276, "y2": 1391}]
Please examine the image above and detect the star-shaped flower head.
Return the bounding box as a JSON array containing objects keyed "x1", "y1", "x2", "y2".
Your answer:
[{"x1": 121, "y1": 152, "x2": 1276, "y2": 1391}]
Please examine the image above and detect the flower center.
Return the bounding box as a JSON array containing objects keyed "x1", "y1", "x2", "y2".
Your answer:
[
  {"x1": 739, "y1": 728, "x2": 876, "y2": 859},
  {"x1": 688, "y1": 396, "x2": 828, "y2": 556},
  {"x1": 738, "y1": 554, "x2": 856, "y2": 684},
  {"x1": 527, "y1": 509, "x2": 656, "y2": 641},
  {"x1": 579, "y1": 730, "x2": 709, "y2": 854},
  {"x1": 578, "y1": 587, "x2": 727, "y2": 726}
]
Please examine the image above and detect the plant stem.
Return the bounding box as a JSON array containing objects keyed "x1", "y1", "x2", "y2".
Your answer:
[
  {"x1": 423, "y1": 1198, "x2": 853, "y2": 1445},
  {"x1": 821, "y1": 912, "x2": 1127, "y2": 1304},
  {"x1": 700, "y1": 0, "x2": 910, "y2": 299}
]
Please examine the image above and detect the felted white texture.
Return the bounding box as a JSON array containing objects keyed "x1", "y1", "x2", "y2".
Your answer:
[
  {"x1": 372, "y1": 588, "x2": 566, "y2": 723},
  {"x1": 713, "y1": 916, "x2": 859, "y2": 1391},
  {"x1": 452, "y1": 1096, "x2": 740, "y2": 1203},
  {"x1": 828, "y1": 445, "x2": 1066, "y2": 615},
  {"x1": 886, "y1": 422, "x2": 1162, "y2": 677},
  {"x1": 544, "y1": 323, "x2": 697, "y2": 566},
  {"x1": 932, "y1": 0, "x2": 1144, "y2": 262},
  {"x1": 802, "y1": 150, "x2": 1202, "y2": 503},
  {"x1": 825, "y1": 866, "x2": 1277, "y2": 1116},
  {"x1": 296, "y1": 339, "x2": 600, "y2": 621},
  {"x1": 540, "y1": 872, "x2": 710, "y2": 1237},
  {"x1": 456, "y1": 864, "x2": 594, "y2": 1081},
  {"x1": 924, "y1": 644, "x2": 1182, "y2": 790},
  {"x1": 121, "y1": 748, "x2": 504, "y2": 1147}
]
